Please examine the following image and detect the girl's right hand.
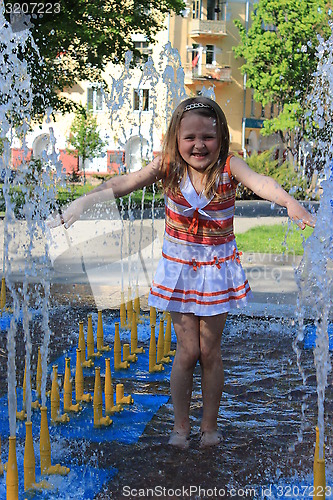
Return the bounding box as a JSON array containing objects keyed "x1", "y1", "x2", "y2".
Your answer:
[
  {"x1": 150, "y1": 155, "x2": 162, "y2": 178},
  {"x1": 47, "y1": 196, "x2": 87, "y2": 229}
]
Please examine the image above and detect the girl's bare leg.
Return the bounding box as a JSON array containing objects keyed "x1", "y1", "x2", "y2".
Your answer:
[
  {"x1": 199, "y1": 313, "x2": 228, "y2": 444},
  {"x1": 169, "y1": 312, "x2": 200, "y2": 441}
]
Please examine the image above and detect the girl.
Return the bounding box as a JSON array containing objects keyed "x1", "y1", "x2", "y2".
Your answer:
[{"x1": 54, "y1": 97, "x2": 315, "y2": 449}]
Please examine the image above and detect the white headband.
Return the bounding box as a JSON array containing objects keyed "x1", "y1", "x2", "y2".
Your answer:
[{"x1": 183, "y1": 102, "x2": 212, "y2": 112}]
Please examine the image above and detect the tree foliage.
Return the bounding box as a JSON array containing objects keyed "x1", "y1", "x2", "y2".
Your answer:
[
  {"x1": 235, "y1": 149, "x2": 308, "y2": 200},
  {"x1": 67, "y1": 109, "x2": 106, "y2": 183},
  {"x1": 3, "y1": 0, "x2": 185, "y2": 119},
  {"x1": 233, "y1": 0, "x2": 332, "y2": 148}
]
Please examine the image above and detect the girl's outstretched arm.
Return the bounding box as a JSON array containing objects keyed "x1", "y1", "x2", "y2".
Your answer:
[
  {"x1": 50, "y1": 156, "x2": 162, "y2": 228},
  {"x1": 229, "y1": 156, "x2": 316, "y2": 229}
]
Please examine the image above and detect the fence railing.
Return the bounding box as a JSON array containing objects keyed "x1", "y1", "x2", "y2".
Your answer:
[{"x1": 184, "y1": 64, "x2": 232, "y2": 83}]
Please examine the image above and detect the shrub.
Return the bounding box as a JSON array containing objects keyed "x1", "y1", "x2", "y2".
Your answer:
[{"x1": 235, "y1": 149, "x2": 308, "y2": 200}]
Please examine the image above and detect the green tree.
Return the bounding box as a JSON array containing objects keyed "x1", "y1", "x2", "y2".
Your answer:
[
  {"x1": 234, "y1": 0, "x2": 332, "y2": 157},
  {"x1": 3, "y1": 0, "x2": 185, "y2": 120},
  {"x1": 67, "y1": 109, "x2": 106, "y2": 184}
]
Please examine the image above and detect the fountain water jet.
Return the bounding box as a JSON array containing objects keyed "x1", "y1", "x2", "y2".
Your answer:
[{"x1": 294, "y1": 22, "x2": 333, "y2": 483}]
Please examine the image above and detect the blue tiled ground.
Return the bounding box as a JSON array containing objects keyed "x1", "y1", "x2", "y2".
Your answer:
[
  {"x1": 303, "y1": 323, "x2": 333, "y2": 349},
  {"x1": 0, "y1": 313, "x2": 174, "y2": 498}
]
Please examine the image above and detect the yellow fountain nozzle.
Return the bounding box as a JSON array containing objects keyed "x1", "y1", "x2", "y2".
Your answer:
[
  {"x1": 150, "y1": 306, "x2": 156, "y2": 326},
  {"x1": 120, "y1": 296, "x2": 127, "y2": 329},
  {"x1": 6, "y1": 436, "x2": 18, "y2": 499},
  {"x1": 105, "y1": 404, "x2": 123, "y2": 414},
  {"x1": 46, "y1": 464, "x2": 70, "y2": 476},
  {"x1": 157, "y1": 356, "x2": 171, "y2": 365},
  {"x1": 114, "y1": 360, "x2": 130, "y2": 371},
  {"x1": 98, "y1": 345, "x2": 112, "y2": 352},
  {"x1": 94, "y1": 366, "x2": 112, "y2": 427},
  {"x1": 313, "y1": 457, "x2": 326, "y2": 500},
  {"x1": 100, "y1": 416, "x2": 113, "y2": 426},
  {"x1": 80, "y1": 393, "x2": 92, "y2": 403},
  {"x1": 123, "y1": 343, "x2": 137, "y2": 363},
  {"x1": 24, "y1": 421, "x2": 36, "y2": 492},
  {"x1": 133, "y1": 347, "x2": 145, "y2": 354},
  {"x1": 89, "y1": 351, "x2": 102, "y2": 359},
  {"x1": 82, "y1": 359, "x2": 94, "y2": 368},
  {"x1": 0, "y1": 277, "x2": 6, "y2": 311},
  {"x1": 75, "y1": 348, "x2": 92, "y2": 404},
  {"x1": 16, "y1": 409, "x2": 27, "y2": 421},
  {"x1": 53, "y1": 413, "x2": 70, "y2": 424},
  {"x1": 116, "y1": 383, "x2": 133, "y2": 405},
  {"x1": 149, "y1": 363, "x2": 164, "y2": 373},
  {"x1": 97, "y1": 309, "x2": 111, "y2": 351},
  {"x1": 67, "y1": 403, "x2": 82, "y2": 413},
  {"x1": 114, "y1": 322, "x2": 130, "y2": 370},
  {"x1": 31, "y1": 400, "x2": 41, "y2": 410},
  {"x1": 0, "y1": 435, "x2": 3, "y2": 476}
]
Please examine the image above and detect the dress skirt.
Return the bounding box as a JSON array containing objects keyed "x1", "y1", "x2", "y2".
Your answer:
[{"x1": 148, "y1": 237, "x2": 252, "y2": 316}]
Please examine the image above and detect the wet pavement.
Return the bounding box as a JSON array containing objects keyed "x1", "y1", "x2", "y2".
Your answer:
[{"x1": 1, "y1": 304, "x2": 332, "y2": 500}]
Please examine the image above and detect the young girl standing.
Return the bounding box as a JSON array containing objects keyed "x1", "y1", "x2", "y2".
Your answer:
[{"x1": 55, "y1": 96, "x2": 315, "y2": 449}]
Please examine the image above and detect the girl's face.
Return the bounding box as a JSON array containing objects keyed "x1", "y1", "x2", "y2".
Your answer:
[{"x1": 177, "y1": 112, "x2": 219, "y2": 174}]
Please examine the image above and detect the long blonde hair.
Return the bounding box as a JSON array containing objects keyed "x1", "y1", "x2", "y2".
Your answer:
[{"x1": 161, "y1": 96, "x2": 230, "y2": 198}]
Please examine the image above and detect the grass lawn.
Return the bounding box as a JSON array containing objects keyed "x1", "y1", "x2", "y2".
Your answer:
[
  {"x1": 56, "y1": 185, "x2": 165, "y2": 208},
  {"x1": 235, "y1": 224, "x2": 313, "y2": 255}
]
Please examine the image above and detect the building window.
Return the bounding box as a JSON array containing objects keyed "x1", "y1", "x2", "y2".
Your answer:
[
  {"x1": 133, "y1": 41, "x2": 152, "y2": 63},
  {"x1": 206, "y1": 45, "x2": 215, "y2": 65},
  {"x1": 87, "y1": 86, "x2": 103, "y2": 112},
  {"x1": 191, "y1": 44, "x2": 200, "y2": 76},
  {"x1": 192, "y1": 0, "x2": 200, "y2": 19},
  {"x1": 133, "y1": 89, "x2": 150, "y2": 112},
  {"x1": 207, "y1": 0, "x2": 226, "y2": 20},
  {"x1": 250, "y1": 90, "x2": 255, "y2": 117}
]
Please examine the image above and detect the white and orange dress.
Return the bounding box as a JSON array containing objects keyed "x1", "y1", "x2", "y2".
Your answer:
[{"x1": 148, "y1": 155, "x2": 252, "y2": 316}]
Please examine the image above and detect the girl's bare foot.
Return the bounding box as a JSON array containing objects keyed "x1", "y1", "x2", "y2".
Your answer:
[
  {"x1": 200, "y1": 430, "x2": 222, "y2": 448},
  {"x1": 168, "y1": 430, "x2": 190, "y2": 449}
]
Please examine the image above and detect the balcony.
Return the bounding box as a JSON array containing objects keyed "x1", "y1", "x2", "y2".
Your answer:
[
  {"x1": 190, "y1": 19, "x2": 227, "y2": 38},
  {"x1": 184, "y1": 64, "x2": 232, "y2": 86}
]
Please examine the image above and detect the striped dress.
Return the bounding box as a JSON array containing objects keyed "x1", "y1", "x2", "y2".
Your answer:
[{"x1": 148, "y1": 155, "x2": 252, "y2": 316}]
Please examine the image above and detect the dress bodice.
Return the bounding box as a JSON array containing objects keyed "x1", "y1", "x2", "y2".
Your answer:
[{"x1": 164, "y1": 155, "x2": 237, "y2": 246}]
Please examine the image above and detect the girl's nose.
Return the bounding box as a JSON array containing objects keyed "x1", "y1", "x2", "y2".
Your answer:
[{"x1": 194, "y1": 139, "x2": 205, "y2": 149}]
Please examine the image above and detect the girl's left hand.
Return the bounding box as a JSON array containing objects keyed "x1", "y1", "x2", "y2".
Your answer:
[{"x1": 286, "y1": 199, "x2": 316, "y2": 229}]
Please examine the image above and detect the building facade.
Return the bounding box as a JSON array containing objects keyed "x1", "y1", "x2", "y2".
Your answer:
[{"x1": 15, "y1": 0, "x2": 282, "y2": 176}]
